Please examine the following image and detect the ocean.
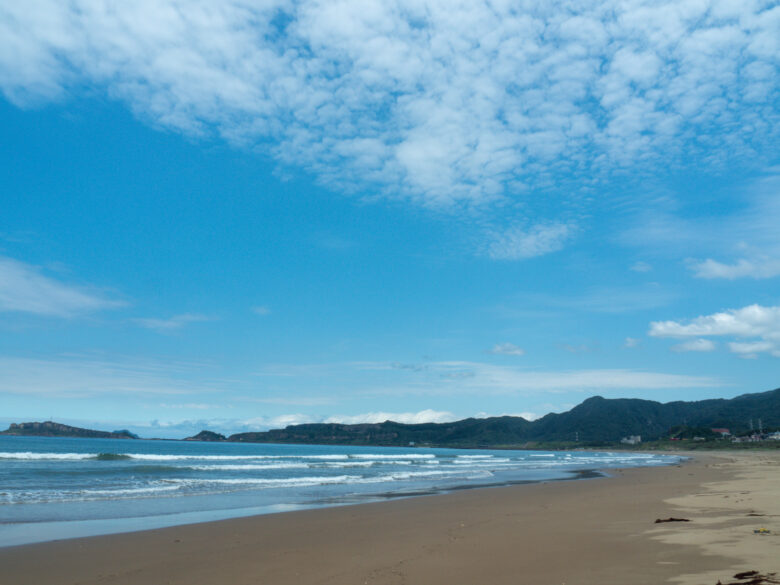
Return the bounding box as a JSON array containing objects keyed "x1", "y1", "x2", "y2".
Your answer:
[{"x1": 0, "y1": 435, "x2": 681, "y2": 547}]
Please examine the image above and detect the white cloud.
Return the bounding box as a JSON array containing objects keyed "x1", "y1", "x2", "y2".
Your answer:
[
  {"x1": 238, "y1": 409, "x2": 457, "y2": 429},
  {"x1": 1, "y1": 1, "x2": 776, "y2": 206},
  {"x1": 361, "y1": 360, "x2": 719, "y2": 395},
  {"x1": 325, "y1": 409, "x2": 456, "y2": 425},
  {"x1": 690, "y1": 257, "x2": 780, "y2": 279},
  {"x1": 254, "y1": 360, "x2": 719, "y2": 401},
  {"x1": 0, "y1": 355, "x2": 223, "y2": 397},
  {"x1": 623, "y1": 174, "x2": 780, "y2": 270},
  {"x1": 158, "y1": 403, "x2": 219, "y2": 410},
  {"x1": 623, "y1": 337, "x2": 641, "y2": 348},
  {"x1": 133, "y1": 313, "x2": 212, "y2": 331},
  {"x1": 559, "y1": 343, "x2": 597, "y2": 354},
  {"x1": 476, "y1": 411, "x2": 541, "y2": 421},
  {"x1": 487, "y1": 223, "x2": 574, "y2": 260},
  {"x1": 671, "y1": 338, "x2": 717, "y2": 353},
  {"x1": 0, "y1": 256, "x2": 123, "y2": 317},
  {"x1": 502, "y1": 284, "x2": 677, "y2": 315},
  {"x1": 727, "y1": 341, "x2": 775, "y2": 359},
  {"x1": 489, "y1": 342, "x2": 525, "y2": 356},
  {"x1": 252, "y1": 305, "x2": 271, "y2": 316},
  {"x1": 241, "y1": 395, "x2": 335, "y2": 407},
  {"x1": 90, "y1": 409, "x2": 460, "y2": 437},
  {"x1": 649, "y1": 304, "x2": 780, "y2": 357},
  {"x1": 267, "y1": 413, "x2": 317, "y2": 428},
  {"x1": 630, "y1": 261, "x2": 652, "y2": 273}
]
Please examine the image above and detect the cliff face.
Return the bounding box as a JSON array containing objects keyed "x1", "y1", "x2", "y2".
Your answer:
[{"x1": 0, "y1": 421, "x2": 137, "y2": 439}]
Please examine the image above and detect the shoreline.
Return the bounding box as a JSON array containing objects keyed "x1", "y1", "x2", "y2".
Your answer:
[
  {"x1": 2, "y1": 451, "x2": 777, "y2": 585},
  {"x1": 0, "y1": 467, "x2": 610, "y2": 549}
]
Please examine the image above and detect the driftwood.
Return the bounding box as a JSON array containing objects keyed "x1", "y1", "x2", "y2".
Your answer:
[
  {"x1": 716, "y1": 570, "x2": 780, "y2": 585},
  {"x1": 654, "y1": 517, "x2": 690, "y2": 523}
]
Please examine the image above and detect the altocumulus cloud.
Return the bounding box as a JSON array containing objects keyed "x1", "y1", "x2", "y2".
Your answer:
[
  {"x1": 487, "y1": 224, "x2": 574, "y2": 260},
  {"x1": 0, "y1": 1, "x2": 777, "y2": 206}
]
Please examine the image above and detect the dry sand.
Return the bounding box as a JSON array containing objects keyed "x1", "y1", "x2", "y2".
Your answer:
[
  {"x1": 650, "y1": 451, "x2": 780, "y2": 585},
  {"x1": 1, "y1": 451, "x2": 778, "y2": 585}
]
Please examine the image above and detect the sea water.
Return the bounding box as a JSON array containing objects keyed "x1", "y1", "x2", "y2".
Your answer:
[{"x1": 0, "y1": 435, "x2": 681, "y2": 546}]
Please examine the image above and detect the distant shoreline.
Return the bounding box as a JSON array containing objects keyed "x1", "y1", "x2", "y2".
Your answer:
[
  {"x1": 5, "y1": 387, "x2": 778, "y2": 446},
  {"x1": 3, "y1": 419, "x2": 779, "y2": 451}
]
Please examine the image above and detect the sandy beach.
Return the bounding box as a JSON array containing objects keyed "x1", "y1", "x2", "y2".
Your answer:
[{"x1": 2, "y1": 451, "x2": 777, "y2": 585}]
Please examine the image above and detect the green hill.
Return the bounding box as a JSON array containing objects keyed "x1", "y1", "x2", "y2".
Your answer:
[
  {"x1": 226, "y1": 387, "x2": 780, "y2": 447},
  {"x1": 4, "y1": 387, "x2": 778, "y2": 447}
]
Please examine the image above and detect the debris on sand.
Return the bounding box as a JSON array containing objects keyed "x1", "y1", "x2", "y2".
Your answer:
[
  {"x1": 654, "y1": 517, "x2": 690, "y2": 523},
  {"x1": 716, "y1": 570, "x2": 780, "y2": 585}
]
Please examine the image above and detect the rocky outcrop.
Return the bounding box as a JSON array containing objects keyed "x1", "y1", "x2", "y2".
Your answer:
[{"x1": 184, "y1": 430, "x2": 227, "y2": 442}]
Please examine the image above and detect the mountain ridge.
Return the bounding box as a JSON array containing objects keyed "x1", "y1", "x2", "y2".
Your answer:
[
  {"x1": 3, "y1": 388, "x2": 778, "y2": 445},
  {"x1": 224, "y1": 387, "x2": 780, "y2": 446}
]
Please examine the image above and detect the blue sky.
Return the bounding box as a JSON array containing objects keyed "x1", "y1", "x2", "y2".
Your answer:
[{"x1": 0, "y1": 1, "x2": 778, "y2": 438}]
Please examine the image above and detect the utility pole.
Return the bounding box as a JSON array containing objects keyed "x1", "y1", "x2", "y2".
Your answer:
[
  {"x1": 759, "y1": 419, "x2": 763, "y2": 434},
  {"x1": 749, "y1": 419, "x2": 754, "y2": 432}
]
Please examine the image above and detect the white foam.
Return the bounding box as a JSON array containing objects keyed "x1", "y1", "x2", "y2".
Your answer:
[
  {"x1": 386, "y1": 470, "x2": 452, "y2": 480},
  {"x1": 349, "y1": 454, "x2": 436, "y2": 460},
  {"x1": 80, "y1": 485, "x2": 182, "y2": 496},
  {"x1": 0, "y1": 483, "x2": 183, "y2": 504},
  {"x1": 454, "y1": 457, "x2": 509, "y2": 464},
  {"x1": 189, "y1": 463, "x2": 311, "y2": 471},
  {"x1": 126, "y1": 454, "x2": 284, "y2": 461},
  {"x1": 164, "y1": 475, "x2": 359, "y2": 488},
  {"x1": 112, "y1": 453, "x2": 350, "y2": 462},
  {"x1": 323, "y1": 461, "x2": 375, "y2": 468},
  {"x1": 0, "y1": 451, "x2": 95, "y2": 460}
]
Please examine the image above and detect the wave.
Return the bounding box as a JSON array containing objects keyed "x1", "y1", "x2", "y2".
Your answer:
[
  {"x1": 349, "y1": 453, "x2": 435, "y2": 460},
  {"x1": 94, "y1": 453, "x2": 133, "y2": 461},
  {"x1": 0, "y1": 452, "x2": 354, "y2": 462},
  {"x1": 0, "y1": 452, "x2": 96, "y2": 461},
  {"x1": 320, "y1": 461, "x2": 375, "y2": 468},
  {"x1": 387, "y1": 470, "x2": 451, "y2": 480},
  {"x1": 164, "y1": 475, "x2": 361, "y2": 488},
  {"x1": 128, "y1": 453, "x2": 353, "y2": 461},
  {"x1": 188, "y1": 463, "x2": 311, "y2": 471},
  {"x1": 0, "y1": 483, "x2": 183, "y2": 504},
  {"x1": 454, "y1": 457, "x2": 509, "y2": 464},
  {"x1": 80, "y1": 485, "x2": 182, "y2": 496}
]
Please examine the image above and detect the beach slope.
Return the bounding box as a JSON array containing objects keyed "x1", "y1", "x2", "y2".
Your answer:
[{"x1": 2, "y1": 451, "x2": 777, "y2": 585}]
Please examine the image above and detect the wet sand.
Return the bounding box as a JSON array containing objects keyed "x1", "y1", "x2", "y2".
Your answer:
[{"x1": 2, "y1": 451, "x2": 778, "y2": 585}]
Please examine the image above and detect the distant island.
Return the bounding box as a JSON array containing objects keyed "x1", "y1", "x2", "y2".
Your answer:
[
  {"x1": 184, "y1": 430, "x2": 227, "y2": 442},
  {"x1": 0, "y1": 421, "x2": 138, "y2": 440},
  {"x1": 3, "y1": 388, "x2": 779, "y2": 448}
]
